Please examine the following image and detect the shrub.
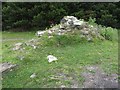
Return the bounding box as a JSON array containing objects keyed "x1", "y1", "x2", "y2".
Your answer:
[
  {"x1": 88, "y1": 17, "x2": 97, "y2": 26},
  {"x1": 99, "y1": 26, "x2": 118, "y2": 41}
]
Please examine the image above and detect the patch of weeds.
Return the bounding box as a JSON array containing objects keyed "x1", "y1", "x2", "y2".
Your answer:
[{"x1": 99, "y1": 26, "x2": 118, "y2": 41}]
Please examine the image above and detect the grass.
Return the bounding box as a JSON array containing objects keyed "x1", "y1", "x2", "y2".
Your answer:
[
  {"x1": 2, "y1": 30, "x2": 118, "y2": 88},
  {"x1": 2, "y1": 31, "x2": 36, "y2": 39}
]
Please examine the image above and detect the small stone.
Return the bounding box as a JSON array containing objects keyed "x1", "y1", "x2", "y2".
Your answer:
[
  {"x1": 13, "y1": 43, "x2": 23, "y2": 51},
  {"x1": 87, "y1": 37, "x2": 92, "y2": 41},
  {"x1": 30, "y1": 73, "x2": 36, "y2": 78},
  {"x1": 61, "y1": 85, "x2": 66, "y2": 88},
  {"x1": 83, "y1": 30, "x2": 89, "y2": 35},
  {"x1": 36, "y1": 31, "x2": 46, "y2": 37},
  {"x1": 31, "y1": 45, "x2": 37, "y2": 49},
  {"x1": 57, "y1": 32, "x2": 62, "y2": 35},
  {"x1": 89, "y1": 25, "x2": 94, "y2": 28},
  {"x1": 48, "y1": 36, "x2": 53, "y2": 38},
  {"x1": 73, "y1": 20, "x2": 84, "y2": 26},
  {"x1": 48, "y1": 30, "x2": 53, "y2": 34},
  {"x1": 47, "y1": 55, "x2": 58, "y2": 63},
  {"x1": 15, "y1": 43, "x2": 23, "y2": 46},
  {"x1": 87, "y1": 66, "x2": 96, "y2": 71},
  {"x1": 59, "y1": 25, "x2": 64, "y2": 29}
]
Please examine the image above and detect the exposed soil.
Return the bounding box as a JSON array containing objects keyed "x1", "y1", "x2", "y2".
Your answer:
[{"x1": 82, "y1": 65, "x2": 118, "y2": 88}]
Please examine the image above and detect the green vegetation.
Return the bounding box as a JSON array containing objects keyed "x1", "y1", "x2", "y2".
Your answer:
[
  {"x1": 2, "y1": 26, "x2": 118, "y2": 88},
  {"x1": 2, "y1": 31, "x2": 35, "y2": 40},
  {"x1": 1, "y1": 2, "x2": 119, "y2": 88},
  {"x1": 2, "y1": 2, "x2": 120, "y2": 31}
]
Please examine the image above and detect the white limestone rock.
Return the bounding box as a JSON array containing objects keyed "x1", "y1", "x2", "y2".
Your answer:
[
  {"x1": 0, "y1": 62, "x2": 17, "y2": 73},
  {"x1": 47, "y1": 55, "x2": 58, "y2": 63},
  {"x1": 30, "y1": 73, "x2": 36, "y2": 78},
  {"x1": 36, "y1": 31, "x2": 46, "y2": 37},
  {"x1": 13, "y1": 43, "x2": 23, "y2": 51},
  {"x1": 60, "y1": 16, "x2": 84, "y2": 29},
  {"x1": 35, "y1": 16, "x2": 104, "y2": 41}
]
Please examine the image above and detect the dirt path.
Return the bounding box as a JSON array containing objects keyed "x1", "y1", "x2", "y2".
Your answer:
[{"x1": 82, "y1": 65, "x2": 118, "y2": 88}]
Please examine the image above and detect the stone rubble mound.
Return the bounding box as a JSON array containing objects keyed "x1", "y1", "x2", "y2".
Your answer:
[
  {"x1": 12, "y1": 16, "x2": 105, "y2": 51},
  {"x1": 36, "y1": 16, "x2": 104, "y2": 41},
  {"x1": 12, "y1": 39, "x2": 39, "y2": 51}
]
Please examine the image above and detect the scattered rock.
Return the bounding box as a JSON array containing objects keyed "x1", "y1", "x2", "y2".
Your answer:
[
  {"x1": 25, "y1": 39, "x2": 39, "y2": 49},
  {"x1": 12, "y1": 43, "x2": 23, "y2": 51},
  {"x1": 25, "y1": 39, "x2": 36, "y2": 46},
  {"x1": 36, "y1": 31, "x2": 46, "y2": 37},
  {"x1": 86, "y1": 66, "x2": 98, "y2": 72},
  {"x1": 48, "y1": 36, "x2": 53, "y2": 38},
  {"x1": 0, "y1": 62, "x2": 17, "y2": 73},
  {"x1": 82, "y1": 65, "x2": 118, "y2": 88},
  {"x1": 47, "y1": 55, "x2": 58, "y2": 63},
  {"x1": 36, "y1": 16, "x2": 104, "y2": 41},
  {"x1": 31, "y1": 45, "x2": 37, "y2": 49},
  {"x1": 18, "y1": 56, "x2": 25, "y2": 60},
  {"x1": 61, "y1": 85, "x2": 66, "y2": 88},
  {"x1": 30, "y1": 73, "x2": 36, "y2": 78},
  {"x1": 47, "y1": 29, "x2": 54, "y2": 35}
]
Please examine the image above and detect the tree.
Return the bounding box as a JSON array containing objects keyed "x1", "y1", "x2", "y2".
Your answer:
[{"x1": 2, "y1": 2, "x2": 120, "y2": 31}]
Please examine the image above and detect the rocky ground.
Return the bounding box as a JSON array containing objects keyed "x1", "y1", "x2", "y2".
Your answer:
[
  {"x1": 82, "y1": 65, "x2": 118, "y2": 88},
  {"x1": 0, "y1": 62, "x2": 17, "y2": 73},
  {"x1": 1, "y1": 62, "x2": 118, "y2": 88}
]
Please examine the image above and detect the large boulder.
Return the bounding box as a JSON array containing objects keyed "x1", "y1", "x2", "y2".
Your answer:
[
  {"x1": 0, "y1": 62, "x2": 17, "y2": 73},
  {"x1": 60, "y1": 16, "x2": 84, "y2": 29}
]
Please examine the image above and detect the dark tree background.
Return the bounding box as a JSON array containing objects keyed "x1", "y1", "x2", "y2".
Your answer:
[{"x1": 2, "y1": 2, "x2": 120, "y2": 31}]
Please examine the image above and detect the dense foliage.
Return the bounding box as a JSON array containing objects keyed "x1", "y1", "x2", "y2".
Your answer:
[{"x1": 2, "y1": 2, "x2": 120, "y2": 31}]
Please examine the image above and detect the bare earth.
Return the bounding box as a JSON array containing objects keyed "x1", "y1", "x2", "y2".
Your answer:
[{"x1": 82, "y1": 65, "x2": 118, "y2": 88}]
